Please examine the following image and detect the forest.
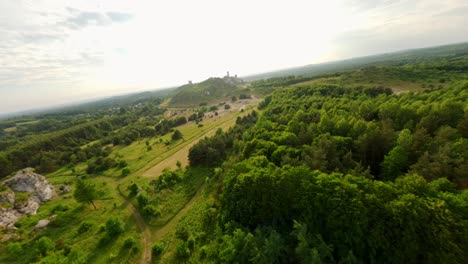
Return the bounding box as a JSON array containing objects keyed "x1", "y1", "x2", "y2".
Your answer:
[{"x1": 177, "y1": 80, "x2": 468, "y2": 263}]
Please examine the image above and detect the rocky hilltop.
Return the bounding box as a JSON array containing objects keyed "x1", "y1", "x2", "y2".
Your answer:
[{"x1": 0, "y1": 168, "x2": 57, "y2": 229}]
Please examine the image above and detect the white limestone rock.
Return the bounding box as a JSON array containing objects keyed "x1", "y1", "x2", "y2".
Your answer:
[{"x1": 35, "y1": 219, "x2": 50, "y2": 229}]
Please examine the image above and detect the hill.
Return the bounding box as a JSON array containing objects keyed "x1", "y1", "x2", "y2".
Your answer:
[
  {"x1": 244, "y1": 42, "x2": 468, "y2": 81},
  {"x1": 169, "y1": 76, "x2": 245, "y2": 107}
]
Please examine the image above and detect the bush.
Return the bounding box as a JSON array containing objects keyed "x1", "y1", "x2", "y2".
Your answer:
[
  {"x1": 172, "y1": 130, "x2": 183, "y2": 141},
  {"x1": 187, "y1": 235, "x2": 195, "y2": 250},
  {"x1": 152, "y1": 242, "x2": 164, "y2": 256},
  {"x1": 175, "y1": 225, "x2": 189, "y2": 240},
  {"x1": 142, "y1": 205, "x2": 161, "y2": 217},
  {"x1": 176, "y1": 241, "x2": 190, "y2": 259},
  {"x1": 118, "y1": 160, "x2": 128, "y2": 168},
  {"x1": 77, "y1": 221, "x2": 93, "y2": 234},
  {"x1": 121, "y1": 167, "x2": 130, "y2": 176},
  {"x1": 129, "y1": 183, "x2": 139, "y2": 196},
  {"x1": 137, "y1": 192, "x2": 149, "y2": 208},
  {"x1": 36, "y1": 236, "x2": 54, "y2": 256},
  {"x1": 51, "y1": 204, "x2": 69, "y2": 213},
  {"x1": 209, "y1": 106, "x2": 218, "y2": 112},
  {"x1": 155, "y1": 171, "x2": 183, "y2": 190},
  {"x1": 123, "y1": 237, "x2": 137, "y2": 248},
  {"x1": 7, "y1": 242, "x2": 22, "y2": 255},
  {"x1": 106, "y1": 217, "x2": 124, "y2": 237}
]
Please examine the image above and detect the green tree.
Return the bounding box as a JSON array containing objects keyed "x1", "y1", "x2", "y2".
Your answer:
[
  {"x1": 381, "y1": 146, "x2": 408, "y2": 180},
  {"x1": 73, "y1": 180, "x2": 103, "y2": 209},
  {"x1": 172, "y1": 129, "x2": 183, "y2": 141}
]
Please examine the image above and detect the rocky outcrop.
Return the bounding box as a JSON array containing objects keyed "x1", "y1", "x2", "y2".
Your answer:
[
  {"x1": 3, "y1": 168, "x2": 57, "y2": 202},
  {"x1": 0, "y1": 188, "x2": 15, "y2": 206},
  {"x1": 0, "y1": 168, "x2": 57, "y2": 229},
  {"x1": 15, "y1": 196, "x2": 40, "y2": 216}
]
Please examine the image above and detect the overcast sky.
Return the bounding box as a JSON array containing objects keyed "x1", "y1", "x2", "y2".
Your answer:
[{"x1": 1, "y1": 0, "x2": 467, "y2": 114}]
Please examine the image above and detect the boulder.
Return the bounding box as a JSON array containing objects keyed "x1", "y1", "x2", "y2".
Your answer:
[
  {"x1": 0, "y1": 208, "x2": 21, "y2": 229},
  {"x1": 35, "y1": 219, "x2": 50, "y2": 229},
  {"x1": 59, "y1": 185, "x2": 71, "y2": 193},
  {"x1": 48, "y1": 214, "x2": 57, "y2": 221},
  {"x1": 3, "y1": 168, "x2": 57, "y2": 202}
]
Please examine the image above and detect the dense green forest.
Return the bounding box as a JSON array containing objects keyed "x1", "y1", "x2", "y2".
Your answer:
[{"x1": 174, "y1": 80, "x2": 468, "y2": 263}]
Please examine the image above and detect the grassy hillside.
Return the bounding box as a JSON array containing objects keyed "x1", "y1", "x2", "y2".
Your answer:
[{"x1": 169, "y1": 77, "x2": 246, "y2": 107}]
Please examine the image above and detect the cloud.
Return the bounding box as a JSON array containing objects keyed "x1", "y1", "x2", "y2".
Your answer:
[
  {"x1": 64, "y1": 7, "x2": 133, "y2": 29},
  {"x1": 107, "y1": 12, "x2": 133, "y2": 23},
  {"x1": 64, "y1": 7, "x2": 110, "y2": 29},
  {"x1": 347, "y1": 0, "x2": 406, "y2": 12},
  {"x1": 434, "y1": 5, "x2": 468, "y2": 17}
]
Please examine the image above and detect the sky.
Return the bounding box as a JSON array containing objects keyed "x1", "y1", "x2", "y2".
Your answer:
[{"x1": 1, "y1": 0, "x2": 467, "y2": 114}]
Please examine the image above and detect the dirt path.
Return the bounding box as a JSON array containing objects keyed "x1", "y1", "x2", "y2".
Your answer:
[
  {"x1": 117, "y1": 184, "x2": 152, "y2": 264},
  {"x1": 133, "y1": 203, "x2": 152, "y2": 264},
  {"x1": 142, "y1": 119, "x2": 236, "y2": 178}
]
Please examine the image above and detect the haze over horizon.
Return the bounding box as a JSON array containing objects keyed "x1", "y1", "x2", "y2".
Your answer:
[{"x1": 1, "y1": 0, "x2": 468, "y2": 114}]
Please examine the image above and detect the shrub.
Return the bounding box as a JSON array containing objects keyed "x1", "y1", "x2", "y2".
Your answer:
[
  {"x1": 51, "y1": 204, "x2": 69, "y2": 213},
  {"x1": 142, "y1": 205, "x2": 161, "y2": 217},
  {"x1": 172, "y1": 130, "x2": 183, "y2": 141},
  {"x1": 36, "y1": 236, "x2": 54, "y2": 256},
  {"x1": 175, "y1": 225, "x2": 189, "y2": 240},
  {"x1": 106, "y1": 217, "x2": 124, "y2": 237},
  {"x1": 129, "y1": 183, "x2": 139, "y2": 196},
  {"x1": 123, "y1": 237, "x2": 137, "y2": 248},
  {"x1": 187, "y1": 235, "x2": 196, "y2": 250},
  {"x1": 118, "y1": 160, "x2": 128, "y2": 168},
  {"x1": 7, "y1": 242, "x2": 22, "y2": 255},
  {"x1": 121, "y1": 167, "x2": 130, "y2": 176},
  {"x1": 137, "y1": 192, "x2": 149, "y2": 208},
  {"x1": 176, "y1": 241, "x2": 190, "y2": 259},
  {"x1": 77, "y1": 221, "x2": 93, "y2": 234},
  {"x1": 152, "y1": 242, "x2": 164, "y2": 256}
]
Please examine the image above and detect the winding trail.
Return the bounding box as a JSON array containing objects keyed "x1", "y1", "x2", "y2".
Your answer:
[
  {"x1": 117, "y1": 184, "x2": 152, "y2": 264},
  {"x1": 133, "y1": 203, "x2": 152, "y2": 264}
]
